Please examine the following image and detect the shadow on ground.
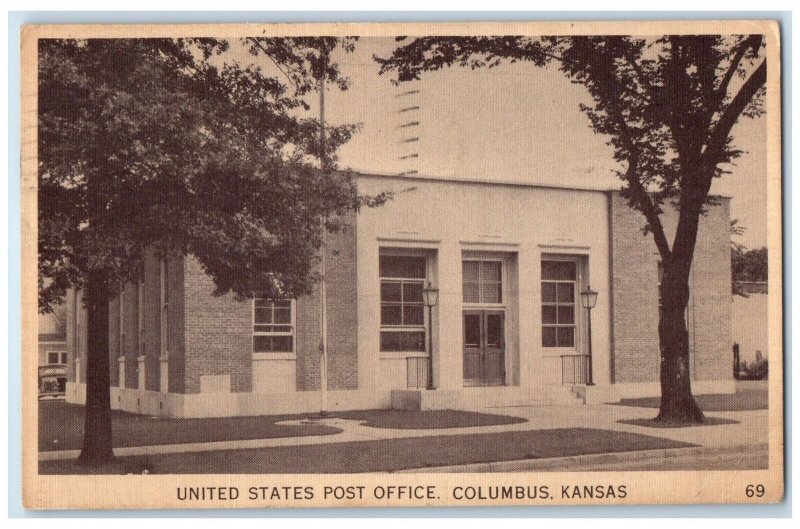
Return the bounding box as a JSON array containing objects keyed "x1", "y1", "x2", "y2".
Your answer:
[
  {"x1": 618, "y1": 416, "x2": 740, "y2": 428},
  {"x1": 614, "y1": 391, "x2": 767, "y2": 412},
  {"x1": 39, "y1": 427, "x2": 695, "y2": 475},
  {"x1": 333, "y1": 409, "x2": 527, "y2": 429},
  {"x1": 39, "y1": 401, "x2": 342, "y2": 452}
]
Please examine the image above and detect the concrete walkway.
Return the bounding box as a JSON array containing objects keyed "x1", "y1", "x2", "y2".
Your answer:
[{"x1": 39, "y1": 402, "x2": 768, "y2": 462}]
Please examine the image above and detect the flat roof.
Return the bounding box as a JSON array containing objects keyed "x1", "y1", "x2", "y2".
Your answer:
[
  {"x1": 352, "y1": 170, "x2": 732, "y2": 200},
  {"x1": 353, "y1": 170, "x2": 613, "y2": 193}
]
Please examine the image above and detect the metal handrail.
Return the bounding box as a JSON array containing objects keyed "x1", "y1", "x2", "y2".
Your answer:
[
  {"x1": 561, "y1": 354, "x2": 589, "y2": 385},
  {"x1": 406, "y1": 356, "x2": 428, "y2": 389}
]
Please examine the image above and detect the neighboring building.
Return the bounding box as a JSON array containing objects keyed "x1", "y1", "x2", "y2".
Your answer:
[
  {"x1": 38, "y1": 302, "x2": 68, "y2": 397},
  {"x1": 732, "y1": 281, "x2": 769, "y2": 365},
  {"x1": 64, "y1": 173, "x2": 734, "y2": 417}
]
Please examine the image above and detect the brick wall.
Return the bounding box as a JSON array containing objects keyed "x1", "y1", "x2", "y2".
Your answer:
[
  {"x1": 141, "y1": 251, "x2": 161, "y2": 391},
  {"x1": 685, "y1": 199, "x2": 733, "y2": 380},
  {"x1": 167, "y1": 252, "x2": 186, "y2": 393},
  {"x1": 295, "y1": 292, "x2": 321, "y2": 391},
  {"x1": 322, "y1": 212, "x2": 359, "y2": 390},
  {"x1": 176, "y1": 211, "x2": 360, "y2": 395},
  {"x1": 183, "y1": 256, "x2": 252, "y2": 394},
  {"x1": 101, "y1": 249, "x2": 186, "y2": 392},
  {"x1": 609, "y1": 191, "x2": 732, "y2": 383},
  {"x1": 289, "y1": 211, "x2": 360, "y2": 391},
  {"x1": 71, "y1": 211, "x2": 360, "y2": 397}
]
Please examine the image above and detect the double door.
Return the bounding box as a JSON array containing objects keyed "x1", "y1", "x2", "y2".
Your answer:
[{"x1": 463, "y1": 310, "x2": 505, "y2": 386}]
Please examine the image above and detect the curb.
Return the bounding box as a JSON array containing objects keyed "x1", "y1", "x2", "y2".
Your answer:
[{"x1": 397, "y1": 443, "x2": 769, "y2": 473}]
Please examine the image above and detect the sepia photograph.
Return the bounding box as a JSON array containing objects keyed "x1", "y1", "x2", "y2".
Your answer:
[{"x1": 20, "y1": 19, "x2": 783, "y2": 509}]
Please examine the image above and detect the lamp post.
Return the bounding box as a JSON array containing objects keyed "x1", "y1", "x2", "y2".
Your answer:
[
  {"x1": 579, "y1": 286, "x2": 598, "y2": 386},
  {"x1": 422, "y1": 281, "x2": 439, "y2": 390}
]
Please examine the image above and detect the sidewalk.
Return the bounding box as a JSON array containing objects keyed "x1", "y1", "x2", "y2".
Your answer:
[
  {"x1": 39, "y1": 402, "x2": 767, "y2": 462},
  {"x1": 400, "y1": 442, "x2": 769, "y2": 472}
]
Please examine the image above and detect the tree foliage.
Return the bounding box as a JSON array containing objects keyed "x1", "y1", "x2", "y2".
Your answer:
[
  {"x1": 39, "y1": 37, "x2": 386, "y2": 312},
  {"x1": 729, "y1": 219, "x2": 767, "y2": 296},
  {"x1": 732, "y1": 246, "x2": 768, "y2": 283},
  {"x1": 377, "y1": 34, "x2": 767, "y2": 422},
  {"x1": 377, "y1": 35, "x2": 765, "y2": 259}
]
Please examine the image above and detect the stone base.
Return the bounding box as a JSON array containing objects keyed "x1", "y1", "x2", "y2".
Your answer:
[
  {"x1": 64, "y1": 378, "x2": 737, "y2": 416},
  {"x1": 65, "y1": 382, "x2": 392, "y2": 418}
]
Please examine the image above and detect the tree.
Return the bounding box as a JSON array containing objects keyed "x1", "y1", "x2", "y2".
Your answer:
[
  {"x1": 730, "y1": 219, "x2": 768, "y2": 296},
  {"x1": 39, "y1": 37, "x2": 386, "y2": 465},
  {"x1": 376, "y1": 34, "x2": 766, "y2": 422},
  {"x1": 732, "y1": 245, "x2": 768, "y2": 283},
  {"x1": 731, "y1": 245, "x2": 768, "y2": 293}
]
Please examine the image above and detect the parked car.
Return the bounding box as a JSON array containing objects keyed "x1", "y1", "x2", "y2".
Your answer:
[{"x1": 38, "y1": 364, "x2": 67, "y2": 399}]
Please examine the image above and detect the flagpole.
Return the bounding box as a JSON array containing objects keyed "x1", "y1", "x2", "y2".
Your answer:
[{"x1": 318, "y1": 65, "x2": 329, "y2": 417}]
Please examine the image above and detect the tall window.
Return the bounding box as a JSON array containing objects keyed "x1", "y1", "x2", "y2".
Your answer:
[
  {"x1": 253, "y1": 299, "x2": 294, "y2": 353},
  {"x1": 541, "y1": 260, "x2": 577, "y2": 348},
  {"x1": 379, "y1": 255, "x2": 425, "y2": 352},
  {"x1": 463, "y1": 260, "x2": 502, "y2": 304}
]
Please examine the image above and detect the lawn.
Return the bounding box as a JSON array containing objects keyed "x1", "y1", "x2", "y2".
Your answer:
[
  {"x1": 616, "y1": 389, "x2": 767, "y2": 412},
  {"x1": 39, "y1": 427, "x2": 695, "y2": 474},
  {"x1": 39, "y1": 401, "x2": 342, "y2": 452},
  {"x1": 335, "y1": 409, "x2": 527, "y2": 429}
]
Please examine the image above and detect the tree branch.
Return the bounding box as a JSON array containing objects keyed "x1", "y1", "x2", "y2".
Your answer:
[
  {"x1": 624, "y1": 160, "x2": 672, "y2": 260},
  {"x1": 716, "y1": 35, "x2": 763, "y2": 103},
  {"x1": 622, "y1": 49, "x2": 655, "y2": 101},
  {"x1": 704, "y1": 58, "x2": 767, "y2": 165},
  {"x1": 599, "y1": 79, "x2": 672, "y2": 260},
  {"x1": 246, "y1": 37, "x2": 298, "y2": 89}
]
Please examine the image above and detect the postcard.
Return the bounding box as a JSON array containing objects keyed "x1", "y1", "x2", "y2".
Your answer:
[{"x1": 21, "y1": 19, "x2": 783, "y2": 509}]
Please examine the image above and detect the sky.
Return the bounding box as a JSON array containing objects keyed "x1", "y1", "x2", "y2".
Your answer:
[{"x1": 247, "y1": 37, "x2": 769, "y2": 249}]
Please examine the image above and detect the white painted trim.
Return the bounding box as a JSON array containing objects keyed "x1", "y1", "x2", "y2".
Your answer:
[
  {"x1": 380, "y1": 351, "x2": 429, "y2": 360},
  {"x1": 460, "y1": 240, "x2": 520, "y2": 252},
  {"x1": 376, "y1": 237, "x2": 441, "y2": 249},
  {"x1": 252, "y1": 298, "x2": 296, "y2": 354},
  {"x1": 253, "y1": 352, "x2": 297, "y2": 361},
  {"x1": 538, "y1": 243, "x2": 592, "y2": 253}
]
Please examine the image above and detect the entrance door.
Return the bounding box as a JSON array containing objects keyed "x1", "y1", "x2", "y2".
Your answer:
[{"x1": 463, "y1": 310, "x2": 505, "y2": 386}]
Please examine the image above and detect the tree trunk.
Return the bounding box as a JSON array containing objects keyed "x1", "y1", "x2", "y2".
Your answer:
[
  {"x1": 656, "y1": 266, "x2": 704, "y2": 423},
  {"x1": 76, "y1": 270, "x2": 114, "y2": 465}
]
